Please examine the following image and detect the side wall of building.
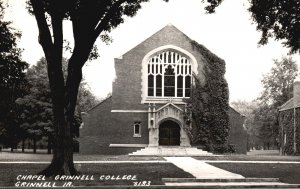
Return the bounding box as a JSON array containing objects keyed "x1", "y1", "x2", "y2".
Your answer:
[
  {"x1": 279, "y1": 108, "x2": 300, "y2": 155},
  {"x1": 228, "y1": 108, "x2": 247, "y2": 154},
  {"x1": 79, "y1": 97, "x2": 148, "y2": 154},
  {"x1": 296, "y1": 108, "x2": 300, "y2": 155}
]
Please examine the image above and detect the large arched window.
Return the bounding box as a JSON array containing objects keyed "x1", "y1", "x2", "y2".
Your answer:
[{"x1": 147, "y1": 50, "x2": 192, "y2": 98}]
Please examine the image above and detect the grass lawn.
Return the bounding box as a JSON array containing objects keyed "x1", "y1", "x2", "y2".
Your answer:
[
  {"x1": 209, "y1": 163, "x2": 300, "y2": 184},
  {"x1": 0, "y1": 152, "x2": 165, "y2": 161},
  {"x1": 247, "y1": 150, "x2": 280, "y2": 156},
  {"x1": 0, "y1": 163, "x2": 194, "y2": 187},
  {"x1": 194, "y1": 154, "x2": 300, "y2": 161},
  {"x1": 2, "y1": 151, "x2": 300, "y2": 162}
]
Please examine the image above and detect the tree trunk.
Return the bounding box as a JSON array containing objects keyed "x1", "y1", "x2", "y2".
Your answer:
[
  {"x1": 22, "y1": 139, "x2": 25, "y2": 153},
  {"x1": 32, "y1": 2, "x2": 78, "y2": 175},
  {"x1": 33, "y1": 138, "x2": 37, "y2": 154},
  {"x1": 47, "y1": 135, "x2": 51, "y2": 154},
  {"x1": 31, "y1": 0, "x2": 96, "y2": 176}
]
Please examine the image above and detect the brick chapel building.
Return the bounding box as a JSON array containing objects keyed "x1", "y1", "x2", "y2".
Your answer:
[{"x1": 79, "y1": 25, "x2": 247, "y2": 155}]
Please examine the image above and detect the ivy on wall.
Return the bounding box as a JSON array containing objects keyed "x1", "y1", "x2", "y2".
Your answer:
[
  {"x1": 279, "y1": 109, "x2": 294, "y2": 155},
  {"x1": 296, "y1": 108, "x2": 300, "y2": 154},
  {"x1": 279, "y1": 108, "x2": 300, "y2": 155},
  {"x1": 184, "y1": 41, "x2": 229, "y2": 152}
]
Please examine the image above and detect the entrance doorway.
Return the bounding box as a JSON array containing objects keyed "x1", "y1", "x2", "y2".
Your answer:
[{"x1": 159, "y1": 120, "x2": 180, "y2": 146}]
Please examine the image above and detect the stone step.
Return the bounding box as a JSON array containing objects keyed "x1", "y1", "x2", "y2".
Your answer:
[
  {"x1": 162, "y1": 178, "x2": 280, "y2": 183},
  {"x1": 164, "y1": 182, "x2": 300, "y2": 188},
  {"x1": 129, "y1": 147, "x2": 213, "y2": 156},
  {"x1": 163, "y1": 177, "x2": 297, "y2": 188}
]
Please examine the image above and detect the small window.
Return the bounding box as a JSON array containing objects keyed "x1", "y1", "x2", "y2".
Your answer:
[{"x1": 133, "y1": 122, "x2": 141, "y2": 137}]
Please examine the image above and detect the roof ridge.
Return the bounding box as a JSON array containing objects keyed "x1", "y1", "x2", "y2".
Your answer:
[{"x1": 85, "y1": 95, "x2": 112, "y2": 113}]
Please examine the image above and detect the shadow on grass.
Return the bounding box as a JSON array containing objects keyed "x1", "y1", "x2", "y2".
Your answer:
[
  {"x1": 209, "y1": 163, "x2": 300, "y2": 184},
  {"x1": 0, "y1": 163, "x2": 194, "y2": 187}
]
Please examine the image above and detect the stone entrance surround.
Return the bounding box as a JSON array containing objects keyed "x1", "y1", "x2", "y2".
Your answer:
[{"x1": 148, "y1": 103, "x2": 191, "y2": 147}]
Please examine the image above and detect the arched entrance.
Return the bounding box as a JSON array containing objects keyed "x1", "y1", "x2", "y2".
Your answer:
[{"x1": 159, "y1": 120, "x2": 180, "y2": 146}]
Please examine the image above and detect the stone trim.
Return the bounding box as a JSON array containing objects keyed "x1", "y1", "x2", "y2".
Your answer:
[
  {"x1": 156, "y1": 102, "x2": 183, "y2": 112},
  {"x1": 111, "y1": 110, "x2": 148, "y2": 113},
  {"x1": 141, "y1": 97, "x2": 188, "y2": 104},
  {"x1": 141, "y1": 45, "x2": 198, "y2": 104},
  {"x1": 109, "y1": 144, "x2": 148, "y2": 148}
]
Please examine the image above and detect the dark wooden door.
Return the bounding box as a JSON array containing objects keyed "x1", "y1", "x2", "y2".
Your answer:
[{"x1": 159, "y1": 120, "x2": 180, "y2": 146}]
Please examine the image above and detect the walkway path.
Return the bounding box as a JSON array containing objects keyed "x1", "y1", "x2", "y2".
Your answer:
[
  {"x1": 163, "y1": 157, "x2": 300, "y2": 187},
  {"x1": 164, "y1": 157, "x2": 244, "y2": 179}
]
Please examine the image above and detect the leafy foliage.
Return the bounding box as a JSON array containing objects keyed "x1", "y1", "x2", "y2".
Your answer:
[
  {"x1": 279, "y1": 108, "x2": 300, "y2": 155},
  {"x1": 259, "y1": 57, "x2": 298, "y2": 107},
  {"x1": 15, "y1": 58, "x2": 99, "y2": 150},
  {"x1": 201, "y1": 0, "x2": 223, "y2": 13},
  {"x1": 278, "y1": 109, "x2": 294, "y2": 154},
  {"x1": 0, "y1": 2, "x2": 28, "y2": 147},
  {"x1": 185, "y1": 41, "x2": 229, "y2": 152},
  {"x1": 253, "y1": 56, "x2": 297, "y2": 150},
  {"x1": 203, "y1": 0, "x2": 300, "y2": 53},
  {"x1": 249, "y1": 0, "x2": 300, "y2": 54},
  {"x1": 253, "y1": 104, "x2": 279, "y2": 149},
  {"x1": 15, "y1": 58, "x2": 53, "y2": 147}
]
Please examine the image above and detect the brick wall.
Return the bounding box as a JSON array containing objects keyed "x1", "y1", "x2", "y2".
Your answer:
[
  {"x1": 228, "y1": 107, "x2": 247, "y2": 154},
  {"x1": 79, "y1": 97, "x2": 148, "y2": 154},
  {"x1": 112, "y1": 25, "x2": 206, "y2": 110}
]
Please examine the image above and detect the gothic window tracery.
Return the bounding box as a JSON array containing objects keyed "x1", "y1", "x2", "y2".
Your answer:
[{"x1": 147, "y1": 50, "x2": 192, "y2": 98}]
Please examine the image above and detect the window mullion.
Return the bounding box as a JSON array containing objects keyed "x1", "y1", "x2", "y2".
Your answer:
[
  {"x1": 183, "y1": 62, "x2": 186, "y2": 97},
  {"x1": 154, "y1": 61, "x2": 157, "y2": 97},
  {"x1": 147, "y1": 51, "x2": 192, "y2": 99},
  {"x1": 175, "y1": 62, "x2": 178, "y2": 97},
  {"x1": 162, "y1": 65, "x2": 165, "y2": 97}
]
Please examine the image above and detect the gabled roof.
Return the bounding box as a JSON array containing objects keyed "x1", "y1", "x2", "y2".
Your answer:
[
  {"x1": 119, "y1": 24, "x2": 192, "y2": 57},
  {"x1": 84, "y1": 95, "x2": 112, "y2": 113},
  {"x1": 229, "y1": 106, "x2": 245, "y2": 117},
  {"x1": 278, "y1": 98, "x2": 300, "y2": 111},
  {"x1": 119, "y1": 24, "x2": 223, "y2": 59}
]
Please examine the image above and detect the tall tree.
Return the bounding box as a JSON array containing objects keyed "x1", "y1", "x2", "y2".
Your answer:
[
  {"x1": 253, "y1": 56, "x2": 298, "y2": 149},
  {"x1": 205, "y1": 0, "x2": 300, "y2": 54},
  {"x1": 253, "y1": 104, "x2": 279, "y2": 149},
  {"x1": 259, "y1": 57, "x2": 298, "y2": 107},
  {"x1": 249, "y1": 0, "x2": 300, "y2": 54},
  {"x1": 0, "y1": 1, "x2": 28, "y2": 150},
  {"x1": 16, "y1": 57, "x2": 99, "y2": 154},
  {"x1": 16, "y1": 58, "x2": 53, "y2": 153}
]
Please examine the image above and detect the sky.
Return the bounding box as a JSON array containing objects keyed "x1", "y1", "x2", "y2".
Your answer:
[{"x1": 4, "y1": 0, "x2": 300, "y2": 102}]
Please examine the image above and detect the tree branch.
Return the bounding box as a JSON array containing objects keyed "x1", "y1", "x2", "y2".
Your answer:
[
  {"x1": 30, "y1": 0, "x2": 53, "y2": 59},
  {"x1": 93, "y1": 0, "x2": 127, "y2": 40}
]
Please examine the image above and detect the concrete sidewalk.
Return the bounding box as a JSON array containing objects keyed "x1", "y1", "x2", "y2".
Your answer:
[
  {"x1": 163, "y1": 157, "x2": 300, "y2": 188},
  {"x1": 164, "y1": 157, "x2": 244, "y2": 179}
]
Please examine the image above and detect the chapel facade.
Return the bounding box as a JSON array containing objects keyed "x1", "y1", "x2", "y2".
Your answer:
[{"x1": 79, "y1": 25, "x2": 247, "y2": 154}]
